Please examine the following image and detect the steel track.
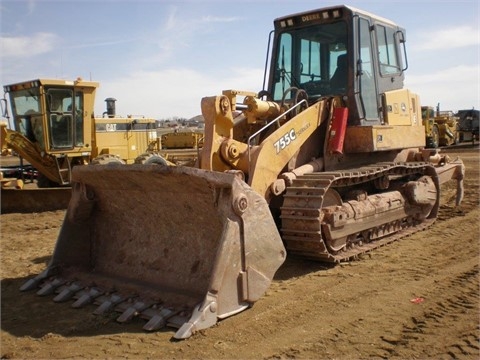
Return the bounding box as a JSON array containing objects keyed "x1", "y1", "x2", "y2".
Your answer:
[{"x1": 280, "y1": 162, "x2": 438, "y2": 262}]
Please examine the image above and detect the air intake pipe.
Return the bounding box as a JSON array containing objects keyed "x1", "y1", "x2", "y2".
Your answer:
[{"x1": 103, "y1": 98, "x2": 117, "y2": 118}]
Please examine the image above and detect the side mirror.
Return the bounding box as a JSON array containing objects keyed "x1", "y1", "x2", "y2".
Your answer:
[
  {"x1": 396, "y1": 30, "x2": 408, "y2": 72},
  {"x1": 274, "y1": 65, "x2": 281, "y2": 83},
  {"x1": 1, "y1": 98, "x2": 8, "y2": 119}
]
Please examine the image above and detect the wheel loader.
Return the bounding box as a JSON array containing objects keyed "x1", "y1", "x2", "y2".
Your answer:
[
  {"x1": 422, "y1": 104, "x2": 459, "y2": 148},
  {"x1": 20, "y1": 5, "x2": 464, "y2": 339}
]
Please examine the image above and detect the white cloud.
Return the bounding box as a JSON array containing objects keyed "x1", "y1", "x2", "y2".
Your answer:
[
  {"x1": 27, "y1": 0, "x2": 36, "y2": 15},
  {"x1": 406, "y1": 64, "x2": 480, "y2": 111},
  {"x1": 150, "y1": 7, "x2": 242, "y2": 65},
  {"x1": 153, "y1": 6, "x2": 192, "y2": 60},
  {"x1": 1, "y1": 32, "x2": 59, "y2": 58},
  {"x1": 411, "y1": 25, "x2": 480, "y2": 51},
  {"x1": 95, "y1": 67, "x2": 265, "y2": 119},
  {"x1": 164, "y1": 5, "x2": 178, "y2": 31},
  {"x1": 65, "y1": 38, "x2": 139, "y2": 50},
  {"x1": 201, "y1": 15, "x2": 242, "y2": 23}
]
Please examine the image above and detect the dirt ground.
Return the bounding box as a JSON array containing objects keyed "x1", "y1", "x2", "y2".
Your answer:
[{"x1": 1, "y1": 146, "x2": 479, "y2": 359}]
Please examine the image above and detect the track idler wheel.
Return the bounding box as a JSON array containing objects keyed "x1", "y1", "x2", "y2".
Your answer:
[{"x1": 403, "y1": 176, "x2": 437, "y2": 220}]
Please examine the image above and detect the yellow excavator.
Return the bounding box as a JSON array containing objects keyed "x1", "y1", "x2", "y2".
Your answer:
[{"x1": 20, "y1": 5, "x2": 464, "y2": 339}]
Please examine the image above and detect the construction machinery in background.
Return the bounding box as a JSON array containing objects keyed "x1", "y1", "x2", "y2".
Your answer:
[
  {"x1": 21, "y1": 5, "x2": 464, "y2": 339},
  {"x1": 456, "y1": 108, "x2": 479, "y2": 143},
  {"x1": 151, "y1": 129, "x2": 204, "y2": 166},
  {"x1": 421, "y1": 104, "x2": 459, "y2": 148},
  {"x1": 0, "y1": 121, "x2": 36, "y2": 189},
  {"x1": 0, "y1": 79, "x2": 160, "y2": 188},
  {"x1": 0, "y1": 79, "x2": 202, "y2": 212}
]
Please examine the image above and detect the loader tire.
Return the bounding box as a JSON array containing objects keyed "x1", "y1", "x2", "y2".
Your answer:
[
  {"x1": 134, "y1": 152, "x2": 168, "y2": 165},
  {"x1": 427, "y1": 125, "x2": 440, "y2": 148},
  {"x1": 453, "y1": 125, "x2": 460, "y2": 145},
  {"x1": 90, "y1": 154, "x2": 125, "y2": 165},
  {"x1": 36, "y1": 173, "x2": 60, "y2": 188}
]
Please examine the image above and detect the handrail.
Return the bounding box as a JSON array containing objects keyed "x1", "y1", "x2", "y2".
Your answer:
[{"x1": 247, "y1": 99, "x2": 308, "y2": 171}]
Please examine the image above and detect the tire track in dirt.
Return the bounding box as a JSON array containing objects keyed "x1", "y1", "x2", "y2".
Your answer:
[
  {"x1": 1, "y1": 147, "x2": 478, "y2": 359},
  {"x1": 261, "y1": 185, "x2": 480, "y2": 359},
  {"x1": 382, "y1": 265, "x2": 480, "y2": 359}
]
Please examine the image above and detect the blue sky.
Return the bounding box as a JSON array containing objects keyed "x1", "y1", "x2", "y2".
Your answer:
[{"x1": 1, "y1": 0, "x2": 479, "y2": 119}]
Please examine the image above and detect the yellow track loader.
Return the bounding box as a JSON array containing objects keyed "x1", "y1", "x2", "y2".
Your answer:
[{"x1": 21, "y1": 5, "x2": 464, "y2": 339}]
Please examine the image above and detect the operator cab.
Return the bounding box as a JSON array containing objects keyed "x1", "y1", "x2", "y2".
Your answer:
[
  {"x1": 46, "y1": 88, "x2": 84, "y2": 148},
  {"x1": 3, "y1": 79, "x2": 98, "y2": 152},
  {"x1": 266, "y1": 5, "x2": 408, "y2": 126}
]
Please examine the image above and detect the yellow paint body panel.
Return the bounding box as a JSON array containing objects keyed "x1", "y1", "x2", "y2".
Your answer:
[
  {"x1": 344, "y1": 88, "x2": 425, "y2": 153},
  {"x1": 161, "y1": 131, "x2": 203, "y2": 149},
  {"x1": 383, "y1": 89, "x2": 421, "y2": 126},
  {"x1": 93, "y1": 117, "x2": 158, "y2": 163},
  {"x1": 344, "y1": 125, "x2": 426, "y2": 153}
]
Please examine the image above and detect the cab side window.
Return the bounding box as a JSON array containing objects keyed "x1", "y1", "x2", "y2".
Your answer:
[{"x1": 377, "y1": 24, "x2": 401, "y2": 76}]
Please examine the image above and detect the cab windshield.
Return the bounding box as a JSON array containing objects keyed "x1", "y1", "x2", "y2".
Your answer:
[
  {"x1": 271, "y1": 20, "x2": 348, "y2": 101},
  {"x1": 7, "y1": 86, "x2": 85, "y2": 150},
  {"x1": 8, "y1": 88, "x2": 42, "y2": 144}
]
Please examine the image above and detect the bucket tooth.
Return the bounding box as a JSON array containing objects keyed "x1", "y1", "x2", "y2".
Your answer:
[
  {"x1": 21, "y1": 276, "x2": 46, "y2": 292},
  {"x1": 142, "y1": 308, "x2": 177, "y2": 331},
  {"x1": 72, "y1": 287, "x2": 104, "y2": 308},
  {"x1": 174, "y1": 294, "x2": 219, "y2": 340},
  {"x1": 116, "y1": 307, "x2": 137, "y2": 323},
  {"x1": 167, "y1": 314, "x2": 190, "y2": 329},
  {"x1": 37, "y1": 278, "x2": 65, "y2": 296},
  {"x1": 20, "y1": 267, "x2": 58, "y2": 292},
  {"x1": 116, "y1": 300, "x2": 152, "y2": 323},
  {"x1": 53, "y1": 282, "x2": 83, "y2": 302},
  {"x1": 93, "y1": 293, "x2": 125, "y2": 315},
  {"x1": 21, "y1": 165, "x2": 286, "y2": 338}
]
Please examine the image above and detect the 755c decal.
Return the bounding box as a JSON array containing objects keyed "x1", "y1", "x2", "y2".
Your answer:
[{"x1": 273, "y1": 129, "x2": 296, "y2": 154}]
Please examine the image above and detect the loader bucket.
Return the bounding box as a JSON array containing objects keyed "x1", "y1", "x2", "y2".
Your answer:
[{"x1": 20, "y1": 164, "x2": 286, "y2": 339}]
